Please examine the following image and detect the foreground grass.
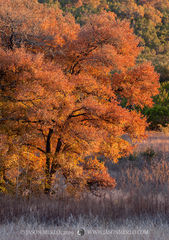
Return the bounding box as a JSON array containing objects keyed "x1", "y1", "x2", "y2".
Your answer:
[
  {"x1": 0, "y1": 187, "x2": 168, "y2": 240},
  {"x1": 0, "y1": 215, "x2": 169, "y2": 240}
]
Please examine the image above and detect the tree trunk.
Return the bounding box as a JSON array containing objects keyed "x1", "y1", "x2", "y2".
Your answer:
[
  {"x1": 44, "y1": 172, "x2": 52, "y2": 195},
  {"x1": 44, "y1": 133, "x2": 62, "y2": 195},
  {"x1": 44, "y1": 128, "x2": 53, "y2": 195}
]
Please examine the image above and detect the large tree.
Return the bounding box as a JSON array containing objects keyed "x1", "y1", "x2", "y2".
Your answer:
[{"x1": 0, "y1": 0, "x2": 159, "y2": 195}]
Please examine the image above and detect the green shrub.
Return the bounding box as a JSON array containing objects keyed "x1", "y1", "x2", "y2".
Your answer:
[{"x1": 143, "y1": 81, "x2": 169, "y2": 130}]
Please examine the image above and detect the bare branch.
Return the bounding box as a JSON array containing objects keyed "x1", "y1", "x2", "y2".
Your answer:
[{"x1": 24, "y1": 144, "x2": 46, "y2": 154}]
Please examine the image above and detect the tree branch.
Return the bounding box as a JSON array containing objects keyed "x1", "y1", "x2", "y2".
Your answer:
[{"x1": 24, "y1": 144, "x2": 46, "y2": 154}]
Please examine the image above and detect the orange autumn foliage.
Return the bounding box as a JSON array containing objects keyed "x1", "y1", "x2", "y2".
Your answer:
[{"x1": 0, "y1": 0, "x2": 160, "y2": 195}]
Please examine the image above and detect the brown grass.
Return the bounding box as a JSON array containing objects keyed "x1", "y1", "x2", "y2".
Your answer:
[{"x1": 135, "y1": 131, "x2": 169, "y2": 154}]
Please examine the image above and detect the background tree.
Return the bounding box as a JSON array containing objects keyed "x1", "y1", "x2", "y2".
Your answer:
[
  {"x1": 142, "y1": 81, "x2": 169, "y2": 129},
  {"x1": 0, "y1": 0, "x2": 159, "y2": 195}
]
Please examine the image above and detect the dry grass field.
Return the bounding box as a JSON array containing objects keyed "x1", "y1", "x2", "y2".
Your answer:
[
  {"x1": 0, "y1": 215, "x2": 169, "y2": 240},
  {"x1": 135, "y1": 131, "x2": 169, "y2": 153}
]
